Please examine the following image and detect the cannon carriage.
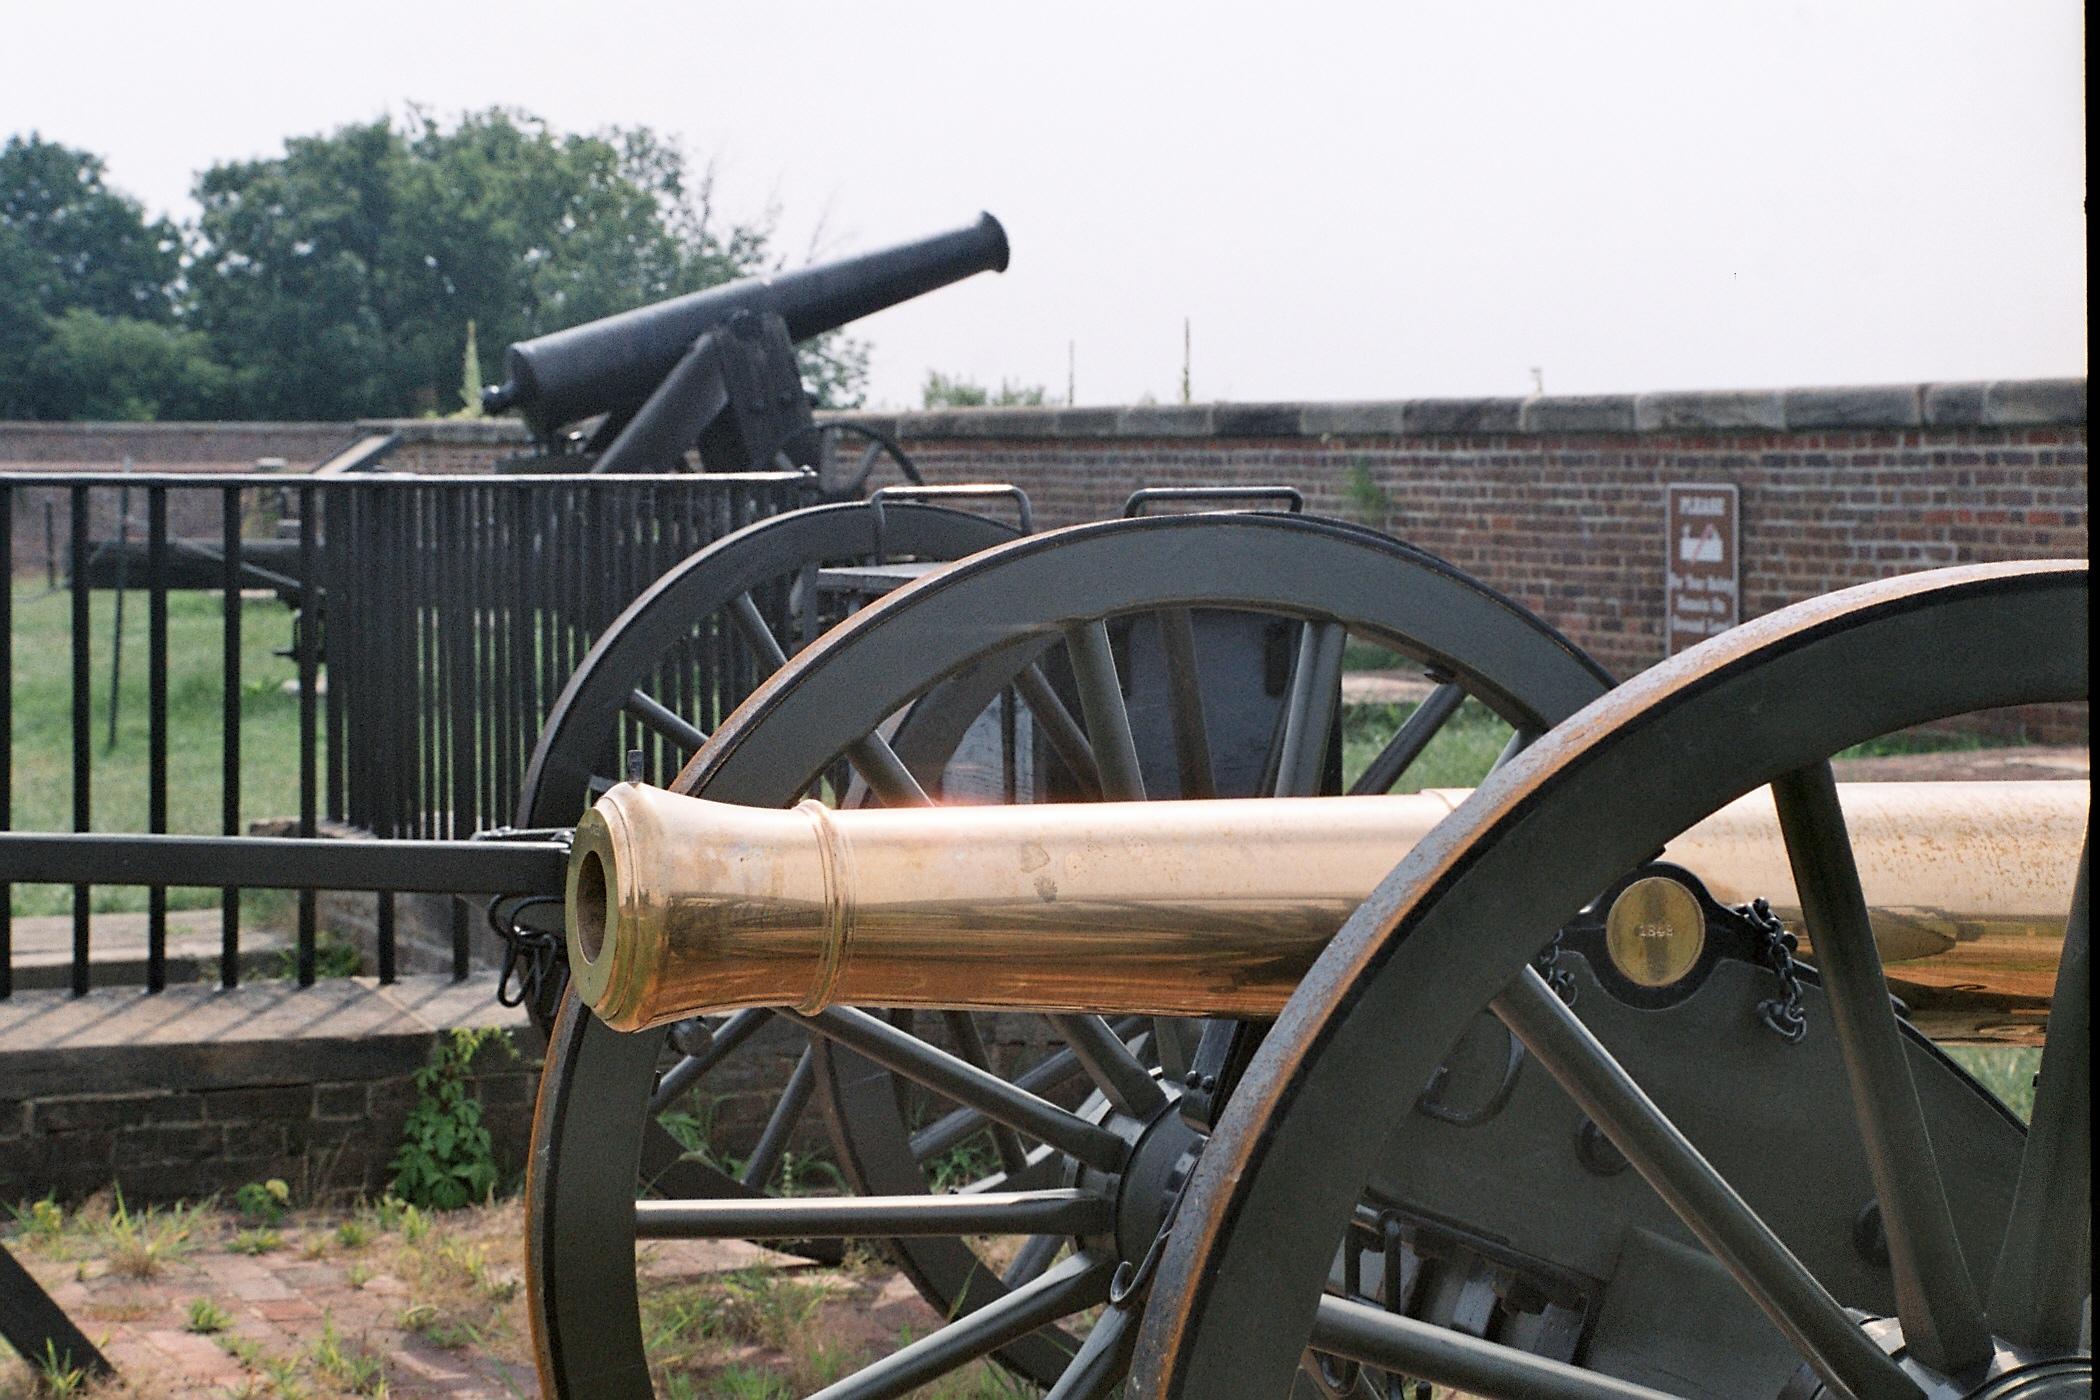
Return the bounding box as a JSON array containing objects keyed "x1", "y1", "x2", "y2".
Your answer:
[{"x1": 519, "y1": 487, "x2": 2089, "y2": 1399}]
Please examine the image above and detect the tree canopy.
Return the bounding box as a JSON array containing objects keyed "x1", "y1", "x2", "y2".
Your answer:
[{"x1": 0, "y1": 112, "x2": 868, "y2": 421}]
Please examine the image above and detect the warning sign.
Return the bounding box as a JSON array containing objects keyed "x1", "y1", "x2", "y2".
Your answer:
[{"x1": 1666, "y1": 483, "x2": 1739, "y2": 655}]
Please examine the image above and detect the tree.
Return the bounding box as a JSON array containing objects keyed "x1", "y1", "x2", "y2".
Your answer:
[
  {"x1": 189, "y1": 108, "x2": 868, "y2": 420},
  {"x1": 921, "y1": 370, "x2": 1047, "y2": 408},
  {"x1": 0, "y1": 134, "x2": 181, "y2": 323},
  {"x1": 24, "y1": 308, "x2": 230, "y2": 420}
]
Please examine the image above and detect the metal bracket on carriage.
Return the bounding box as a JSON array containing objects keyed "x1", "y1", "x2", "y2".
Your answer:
[{"x1": 475, "y1": 824, "x2": 576, "y2": 1012}]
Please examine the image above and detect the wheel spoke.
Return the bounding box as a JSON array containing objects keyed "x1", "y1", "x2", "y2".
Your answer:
[
  {"x1": 620, "y1": 688, "x2": 707, "y2": 752},
  {"x1": 1064, "y1": 619, "x2": 1146, "y2": 799},
  {"x1": 1274, "y1": 620, "x2": 1346, "y2": 797},
  {"x1": 732, "y1": 588, "x2": 927, "y2": 805},
  {"x1": 1310, "y1": 1295, "x2": 1682, "y2": 1400},
  {"x1": 1986, "y1": 834, "x2": 2090, "y2": 1350},
  {"x1": 1157, "y1": 607, "x2": 1216, "y2": 799},
  {"x1": 737, "y1": 1045, "x2": 815, "y2": 1189},
  {"x1": 1048, "y1": 1013, "x2": 1167, "y2": 1118},
  {"x1": 943, "y1": 1011, "x2": 1031, "y2": 1173},
  {"x1": 911, "y1": 1041, "x2": 1101, "y2": 1164},
  {"x1": 635, "y1": 1189, "x2": 1113, "y2": 1240},
  {"x1": 1014, "y1": 662, "x2": 1103, "y2": 798},
  {"x1": 967, "y1": 1144, "x2": 1067, "y2": 1195},
  {"x1": 807, "y1": 1252, "x2": 1114, "y2": 1400},
  {"x1": 1492, "y1": 966, "x2": 1922, "y2": 1400},
  {"x1": 1771, "y1": 763, "x2": 1993, "y2": 1375},
  {"x1": 1348, "y1": 681, "x2": 1465, "y2": 795},
  {"x1": 647, "y1": 1008, "x2": 773, "y2": 1114},
  {"x1": 792, "y1": 1007, "x2": 1127, "y2": 1173},
  {"x1": 1043, "y1": 1299, "x2": 1139, "y2": 1400}
]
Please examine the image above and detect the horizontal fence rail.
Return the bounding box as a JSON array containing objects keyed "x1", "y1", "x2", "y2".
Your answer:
[{"x1": 0, "y1": 471, "x2": 809, "y2": 999}]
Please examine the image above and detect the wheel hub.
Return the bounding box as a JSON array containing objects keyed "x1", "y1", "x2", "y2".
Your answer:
[{"x1": 1781, "y1": 1315, "x2": 2092, "y2": 1399}]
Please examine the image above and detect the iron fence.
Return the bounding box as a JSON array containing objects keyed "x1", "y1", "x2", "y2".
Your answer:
[{"x1": 0, "y1": 470, "x2": 809, "y2": 998}]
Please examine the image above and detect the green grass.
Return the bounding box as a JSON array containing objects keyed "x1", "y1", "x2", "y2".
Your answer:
[
  {"x1": 1838, "y1": 728, "x2": 2015, "y2": 759},
  {"x1": 1942, "y1": 1045, "x2": 2042, "y2": 1122},
  {"x1": 1341, "y1": 698, "x2": 1513, "y2": 793},
  {"x1": 7, "y1": 581, "x2": 314, "y2": 916}
]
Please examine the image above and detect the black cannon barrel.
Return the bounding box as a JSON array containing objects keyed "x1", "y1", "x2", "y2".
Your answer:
[{"x1": 488, "y1": 211, "x2": 1009, "y2": 434}]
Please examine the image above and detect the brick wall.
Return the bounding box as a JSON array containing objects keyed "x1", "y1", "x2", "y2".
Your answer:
[
  {"x1": 0, "y1": 978, "x2": 541, "y2": 1208},
  {"x1": 3, "y1": 378, "x2": 2085, "y2": 726},
  {"x1": 830, "y1": 378, "x2": 2087, "y2": 737}
]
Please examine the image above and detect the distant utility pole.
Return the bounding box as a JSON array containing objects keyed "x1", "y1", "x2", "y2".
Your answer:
[
  {"x1": 1529, "y1": 366, "x2": 1545, "y2": 396},
  {"x1": 1067, "y1": 341, "x2": 1076, "y2": 406},
  {"x1": 1181, "y1": 319, "x2": 1192, "y2": 405}
]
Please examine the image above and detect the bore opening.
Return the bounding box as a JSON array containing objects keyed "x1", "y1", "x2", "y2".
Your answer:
[{"x1": 574, "y1": 848, "x2": 610, "y2": 964}]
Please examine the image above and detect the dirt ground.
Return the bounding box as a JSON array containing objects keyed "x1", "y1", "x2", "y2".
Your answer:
[{"x1": 3, "y1": 1195, "x2": 975, "y2": 1400}]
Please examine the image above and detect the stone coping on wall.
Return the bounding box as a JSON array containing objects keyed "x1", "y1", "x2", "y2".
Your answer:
[
  {"x1": 820, "y1": 377, "x2": 2086, "y2": 442},
  {"x1": 0, "y1": 376, "x2": 2083, "y2": 464}
]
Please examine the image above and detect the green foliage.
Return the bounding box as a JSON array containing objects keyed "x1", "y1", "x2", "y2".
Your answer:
[
  {"x1": 187, "y1": 107, "x2": 863, "y2": 419},
  {"x1": 228, "y1": 1228, "x2": 283, "y2": 1256},
  {"x1": 0, "y1": 134, "x2": 180, "y2": 323},
  {"x1": 454, "y1": 319, "x2": 484, "y2": 417},
  {"x1": 2, "y1": 112, "x2": 866, "y2": 421},
  {"x1": 266, "y1": 929, "x2": 365, "y2": 981},
  {"x1": 186, "y1": 1296, "x2": 234, "y2": 1333},
  {"x1": 921, "y1": 369, "x2": 1047, "y2": 408},
  {"x1": 34, "y1": 1339, "x2": 88, "y2": 1397},
  {"x1": 1340, "y1": 698, "x2": 1512, "y2": 794},
  {"x1": 1341, "y1": 461, "x2": 1395, "y2": 532},
  {"x1": 309, "y1": 1318, "x2": 387, "y2": 1394},
  {"x1": 233, "y1": 1178, "x2": 291, "y2": 1225},
  {"x1": 6, "y1": 1195, "x2": 65, "y2": 1242},
  {"x1": 389, "y1": 1027, "x2": 517, "y2": 1209},
  {"x1": 22, "y1": 307, "x2": 230, "y2": 419}
]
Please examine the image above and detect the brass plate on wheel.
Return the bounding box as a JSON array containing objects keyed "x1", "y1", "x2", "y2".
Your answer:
[{"x1": 1605, "y1": 875, "x2": 1706, "y2": 989}]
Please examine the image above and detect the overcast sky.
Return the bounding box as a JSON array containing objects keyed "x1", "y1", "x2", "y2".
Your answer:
[{"x1": 5, "y1": 1, "x2": 2086, "y2": 410}]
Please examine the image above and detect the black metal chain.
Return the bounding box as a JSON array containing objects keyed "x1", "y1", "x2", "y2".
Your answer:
[
  {"x1": 1533, "y1": 929, "x2": 1578, "y2": 1007},
  {"x1": 1743, "y1": 897, "x2": 1808, "y2": 1043},
  {"x1": 487, "y1": 894, "x2": 566, "y2": 1012}
]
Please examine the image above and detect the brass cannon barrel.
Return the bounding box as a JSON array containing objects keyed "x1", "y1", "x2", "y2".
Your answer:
[{"x1": 567, "y1": 781, "x2": 2086, "y2": 1033}]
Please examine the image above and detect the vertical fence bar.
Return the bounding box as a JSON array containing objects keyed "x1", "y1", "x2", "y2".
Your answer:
[
  {"x1": 145, "y1": 486, "x2": 168, "y2": 992},
  {"x1": 296, "y1": 485, "x2": 317, "y2": 986},
  {"x1": 69, "y1": 487, "x2": 90, "y2": 995},
  {"x1": 377, "y1": 891, "x2": 396, "y2": 985},
  {"x1": 1, "y1": 484, "x2": 12, "y2": 999},
  {"x1": 324, "y1": 487, "x2": 347, "y2": 825},
  {"x1": 220, "y1": 487, "x2": 241, "y2": 987}
]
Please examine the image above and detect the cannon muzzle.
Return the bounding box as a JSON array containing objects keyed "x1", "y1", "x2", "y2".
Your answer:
[
  {"x1": 487, "y1": 212, "x2": 1010, "y2": 434},
  {"x1": 567, "y1": 781, "x2": 2086, "y2": 1035}
]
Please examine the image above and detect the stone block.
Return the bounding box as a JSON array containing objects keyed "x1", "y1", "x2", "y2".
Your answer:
[
  {"x1": 202, "y1": 1084, "x2": 315, "y2": 1123},
  {"x1": 30, "y1": 1093, "x2": 161, "y2": 1133},
  {"x1": 1985, "y1": 378, "x2": 2086, "y2": 427},
  {"x1": 1049, "y1": 408, "x2": 1125, "y2": 439},
  {"x1": 114, "y1": 1123, "x2": 222, "y2": 1166},
  {"x1": 1923, "y1": 382, "x2": 1990, "y2": 427},
  {"x1": 1635, "y1": 391, "x2": 1785, "y2": 433},
  {"x1": 314, "y1": 1083, "x2": 370, "y2": 1121},
  {"x1": 1213, "y1": 404, "x2": 1305, "y2": 438},
  {"x1": 1401, "y1": 398, "x2": 1523, "y2": 434},
  {"x1": 0, "y1": 1098, "x2": 23, "y2": 1139},
  {"x1": 1781, "y1": 384, "x2": 1922, "y2": 430},
  {"x1": 1116, "y1": 404, "x2": 1215, "y2": 437},
  {"x1": 1520, "y1": 395, "x2": 1637, "y2": 434},
  {"x1": 1300, "y1": 401, "x2": 1409, "y2": 437}
]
